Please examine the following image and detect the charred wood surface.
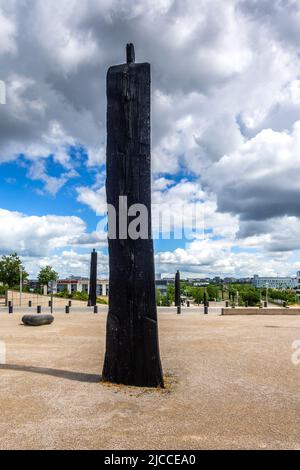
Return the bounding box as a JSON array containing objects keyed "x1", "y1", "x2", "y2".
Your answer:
[
  {"x1": 102, "y1": 49, "x2": 164, "y2": 388},
  {"x1": 175, "y1": 271, "x2": 181, "y2": 307}
]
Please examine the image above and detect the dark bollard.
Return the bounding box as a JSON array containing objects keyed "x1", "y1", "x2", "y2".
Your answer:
[
  {"x1": 28, "y1": 301, "x2": 32, "y2": 308},
  {"x1": 187, "y1": 301, "x2": 190, "y2": 308},
  {"x1": 245, "y1": 301, "x2": 248, "y2": 308},
  {"x1": 37, "y1": 306, "x2": 42, "y2": 314},
  {"x1": 175, "y1": 270, "x2": 181, "y2": 309},
  {"x1": 204, "y1": 305, "x2": 209, "y2": 315},
  {"x1": 225, "y1": 301, "x2": 229, "y2": 308},
  {"x1": 94, "y1": 305, "x2": 99, "y2": 314},
  {"x1": 264, "y1": 301, "x2": 268, "y2": 308},
  {"x1": 88, "y1": 249, "x2": 98, "y2": 308},
  {"x1": 177, "y1": 306, "x2": 181, "y2": 315},
  {"x1": 9, "y1": 305, "x2": 13, "y2": 314},
  {"x1": 65, "y1": 306, "x2": 70, "y2": 314}
]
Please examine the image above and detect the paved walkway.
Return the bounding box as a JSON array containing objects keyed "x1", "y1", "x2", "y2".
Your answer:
[{"x1": 0, "y1": 311, "x2": 299, "y2": 449}]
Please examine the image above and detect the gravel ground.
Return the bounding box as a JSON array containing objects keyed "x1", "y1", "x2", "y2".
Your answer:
[{"x1": 0, "y1": 308, "x2": 299, "y2": 450}]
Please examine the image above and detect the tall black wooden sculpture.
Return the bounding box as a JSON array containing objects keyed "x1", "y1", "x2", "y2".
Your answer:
[
  {"x1": 175, "y1": 270, "x2": 181, "y2": 307},
  {"x1": 102, "y1": 44, "x2": 164, "y2": 388},
  {"x1": 88, "y1": 249, "x2": 97, "y2": 307}
]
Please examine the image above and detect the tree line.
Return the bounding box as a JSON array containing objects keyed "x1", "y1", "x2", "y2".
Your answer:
[
  {"x1": 0, "y1": 253, "x2": 58, "y2": 294},
  {"x1": 156, "y1": 282, "x2": 298, "y2": 307},
  {"x1": 1, "y1": 253, "x2": 298, "y2": 306},
  {"x1": 0, "y1": 253, "x2": 108, "y2": 304}
]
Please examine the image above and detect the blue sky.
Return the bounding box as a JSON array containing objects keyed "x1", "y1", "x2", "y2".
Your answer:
[
  {"x1": 1, "y1": 0, "x2": 300, "y2": 278},
  {"x1": 0, "y1": 152, "x2": 190, "y2": 251},
  {"x1": 0, "y1": 154, "x2": 98, "y2": 232}
]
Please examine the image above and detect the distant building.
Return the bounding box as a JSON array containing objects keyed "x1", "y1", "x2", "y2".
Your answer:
[
  {"x1": 252, "y1": 274, "x2": 297, "y2": 290},
  {"x1": 223, "y1": 277, "x2": 238, "y2": 284},
  {"x1": 190, "y1": 278, "x2": 210, "y2": 287},
  {"x1": 25, "y1": 279, "x2": 40, "y2": 291},
  {"x1": 155, "y1": 274, "x2": 298, "y2": 293},
  {"x1": 57, "y1": 277, "x2": 109, "y2": 296},
  {"x1": 237, "y1": 277, "x2": 252, "y2": 284}
]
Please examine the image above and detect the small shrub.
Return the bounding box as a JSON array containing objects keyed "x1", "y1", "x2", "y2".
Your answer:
[
  {"x1": 72, "y1": 291, "x2": 89, "y2": 302},
  {"x1": 160, "y1": 295, "x2": 171, "y2": 307}
]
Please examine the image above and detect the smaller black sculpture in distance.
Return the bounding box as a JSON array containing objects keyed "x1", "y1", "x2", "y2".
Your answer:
[
  {"x1": 175, "y1": 270, "x2": 181, "y2": 307},
  {"x1": 88, "y1": 249, "x2": 98, "y2": 307}
]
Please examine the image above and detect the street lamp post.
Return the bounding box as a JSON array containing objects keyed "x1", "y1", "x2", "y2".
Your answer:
[
  {"x1": 48, "y1": 281, "x2": 54, "y2": 314},
  {"x1": 259, "y1": 289, "x2": 262, "y2": 307},
  {"x1": 19, "y1": 266, "x2": 23, "y2": 307},
  {"x1": 266, "y1": 281, "x2": 269, "y2": 307}
]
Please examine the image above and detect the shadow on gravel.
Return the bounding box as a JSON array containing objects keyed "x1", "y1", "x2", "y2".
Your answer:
[
  {"x1": 264, "y1": 325, "x2": 300, "y2": 329},
  {"x1": 0, "y1": 364, "x2": 101, "y2": 383}
]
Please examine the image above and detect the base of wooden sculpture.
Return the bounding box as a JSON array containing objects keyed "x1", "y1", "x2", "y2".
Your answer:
[{"x1": 22, "y1": 315, "x2": 54, "y2": 326}]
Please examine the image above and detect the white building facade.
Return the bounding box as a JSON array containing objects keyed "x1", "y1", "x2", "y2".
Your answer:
[
  {"x1": 252, "y1": 274, "x2": 297, "y2": 290},
  {"x1": 57, "y1": 277, "x2": 109, "y2": 296}
]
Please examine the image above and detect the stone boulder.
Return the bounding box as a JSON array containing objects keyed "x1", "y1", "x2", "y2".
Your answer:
[{"x1": 22, "y1": 315, "x2": 54, "y2": 326}]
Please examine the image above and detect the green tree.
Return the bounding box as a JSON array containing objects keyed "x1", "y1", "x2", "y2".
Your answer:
[
  {"x1": 265, "y1": 288, "x2": 297, "y2": 305},
  {"x1": 228, "y1": 283, "x2": 260, "y2": 306},
  {"x1": 191, "y1": 287, "x2": 204, "y2": 305},
  {"x1": 207, "y1": 285, "x2": 219, "y2": 301},
  {"x1": 156, "y1": 289, "x2": 162, "y2": 306},
  {"x1": 38, "y1": 265, "x2": 59, "y2": 287},
  {"x1": 166, "y1": 284, "x2": 175, "y2": 304},
  {"x1": 0, "y1": 253, "x2": 28, "y2": 288},
  {"x1": 240, "y1": 286, "x2": 260, "y2": 306},
  {"x1": 0, "y1": 285, "x2": 7, "y2": 296},
  {"x1": 160, "y1": 295, "x2": 171, "y2": 307}
]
